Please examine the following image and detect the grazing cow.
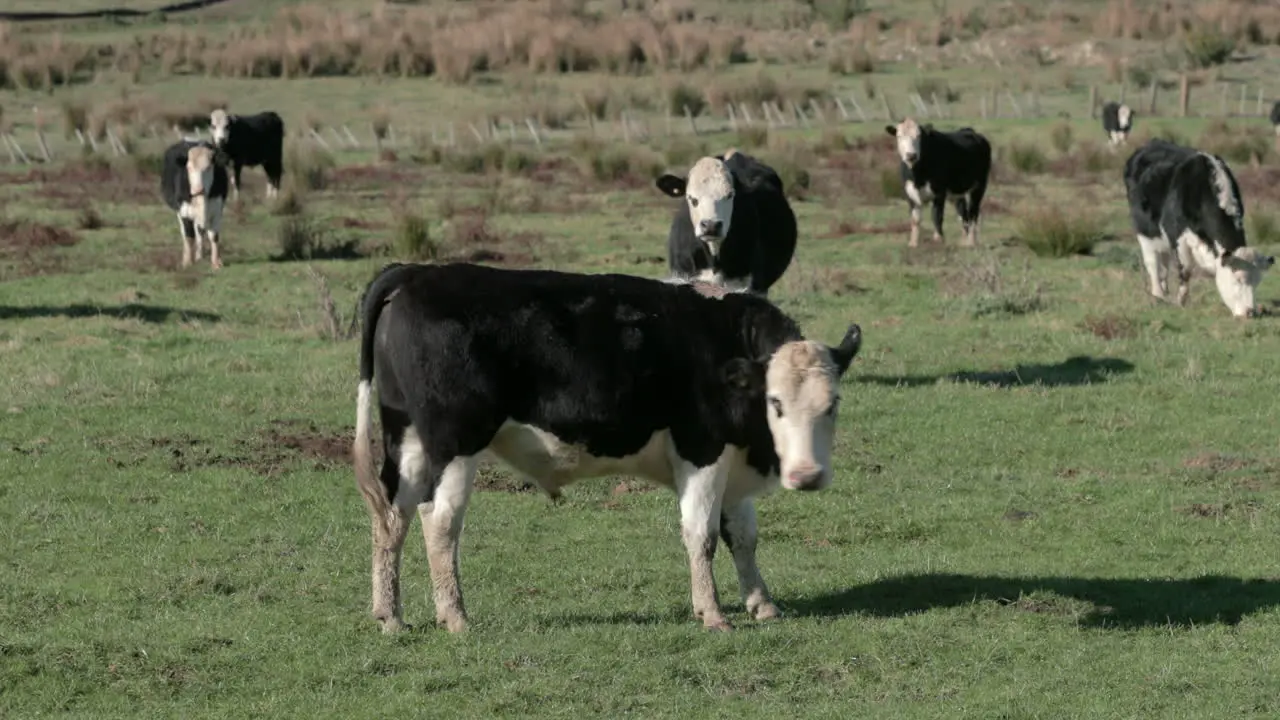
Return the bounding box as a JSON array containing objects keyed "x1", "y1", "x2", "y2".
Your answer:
[
  {"x1": 1102, "y1": 101, "x2": 1134, "y2": 147},
  {"x1": 1123, "y1": 139, "x2": 1275, "y2": 318},
  {"x1": 655, "y1": 149, "x2": 798, "y2": 295},
  {"x1": 352, "y1": 262, "x2": 862, "y2": 633},
  {"x1": 208, "y1": 109, "x2": 285, "y2": 201},
  {"x1": 885, "y1": 118, "x2": 992, "y2": 248},
  {"x1": 160, "y1": 140, "x2": 229, "y2": 270}
]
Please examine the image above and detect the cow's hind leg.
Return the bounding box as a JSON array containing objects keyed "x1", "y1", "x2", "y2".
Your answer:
[
  {"x1": 930, "y1": 193, "x2": 947, "y2": 243},
  {"x1": 420, "y1": 454, "x2": 476, "y2": 633},
  {"x1": 675, "y1": 457, "x2": 731, "y2": 631},
  {"x1": 720, "y1": 499, "x2": 780, "y2": 621},
  {"x1": 960, "y1": 182, "x2": 987, "y2": 247},
  {"x1": 265, "y1": 159, "x2": 283, "y2": 200},
  {"x1": 1138, "y1": 235, "x2": 1169, "y2": 300},
  {"x1": 206, "y1": 199, "x2": 224, "y2": 270},
  {"x1": 369, "y1": 410, "x2": 416, "y2": 633},
  {"x1": 231, "y1": 163, "x2": 243, "y2": 202}
]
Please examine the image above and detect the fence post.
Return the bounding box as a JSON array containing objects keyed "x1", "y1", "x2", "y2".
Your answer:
[
  {"x1": 1239, "y1": 84, "x2": 1248, "y2": 116},
  {"x1": 1179, "y1": 74, "x2": 1190, "y2": 118},
  {"x1": 1257, "y1": 86, "x2": 1265, "y2": 116},
  {"x1": 1087, "y1": 85, "x2": 1097, "y2": 119},
  {"x1": 683, "y1": 104, "x2": 698, "y2": 135},
  {"x1": 1148, "y1": 80, "x2": 1158, "y2": 116}
]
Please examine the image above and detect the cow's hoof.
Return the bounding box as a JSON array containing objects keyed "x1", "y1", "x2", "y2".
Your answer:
[
  {"x1": 752, "y1": 603, "x2": 783, "y2": 621},
  {"x1": 703, "y1": 616, "x2": 734, "y2": 632},
  {"x1": 437, "y1": 613, "x2": 468, "y2": 633},
  {"x1": 378, "y1": 617, "x2": 410, "y2": 634}
]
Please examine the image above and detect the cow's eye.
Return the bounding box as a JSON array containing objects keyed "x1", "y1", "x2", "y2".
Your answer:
[
  {"x1": 768, "y1": 396, "x2": 783, "y2": 417},
  {"x1": 689, "y1": 197, "x2": 699, "y2": 208}
]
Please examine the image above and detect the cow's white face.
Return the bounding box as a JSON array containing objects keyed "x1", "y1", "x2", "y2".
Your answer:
[
  {"x1": 186, "y1": 145, "x2": 216, "y2": 214},
  {"x1": 886, "y1": 118, "x2": 923, "y2": 166},
  {"x1": 656, "y1": 156, "x2": 736, "y2": 258},
  {"x1": 763, "y1": 327, "x2": 861, "y2": 491},
  {"x1": 1117, "y1": 104, "x2": 1133, "y2": 131},
  {"x1": 209, "y1": 109, "x2": 230, "y2": 146},
  {"x1": 1216, "y1": 247, "x2": 1274, "y2": 318}
]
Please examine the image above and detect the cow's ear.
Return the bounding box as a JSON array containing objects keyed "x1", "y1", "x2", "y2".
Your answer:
[
  {"x1": 884, "y1": 125, "x2": 897, "y2": 136},
  {"x1": 656, "y1": 174, "x2": 687, "y2": 198},
  {"x1": 827, "y1": 324, "x2": 862, "y2": 376},
  {"x1": 721, "y1": 358, "x2": 765, "y2": 394}
]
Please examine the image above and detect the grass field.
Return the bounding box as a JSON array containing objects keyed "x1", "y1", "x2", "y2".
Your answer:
[{"x1": 5, "y1": 1, "x2": 1280, "y2": 718}]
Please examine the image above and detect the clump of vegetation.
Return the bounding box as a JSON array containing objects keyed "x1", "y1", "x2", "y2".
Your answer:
[
  {"x1": 273, "y1": 215, "x2": 360, "y2": 261},
  {"x1": 1050, "y1": 122, "x2": 1074, "y2": 155},
  {"x1": 394, "y1": 211, "x2": 438, "y2": 260},
  {"x1": 666, "y1": 82, "x2": 705, "y2": 116},
  {"x1": 75, "y1": 205, "x2": 104, "y2": 230},
  {"x1": 735, "y1": 126, "x2": 769, "y2": 150},
  {"x1": 271, "y1": 185, "x2": 306, "y2": 217},
  {"x1": 1015, "y1": 206, "x2": 1105, "y2": 258},
  {"x1": 912, "y1": 77, "x2": 960, "y2": 103},
  {"x1": 284, "y1": 143, "x2": 335, "y2": 191},
  {"x1": 1184, "y1": 27, "x2": 1235, "y2": 68},
  {"x1": 878, "y1": 167, "x2": 902, "y2": 200},
  {"x1": 1198, "y1": 120, "x2": 1270, "y2": 165},
  {"x1": 1007, "y1": 141, "x2": 1049, "y2": 174},
  {"x1": 827, "y1": 42, "x2": 875, "y2": 75}
]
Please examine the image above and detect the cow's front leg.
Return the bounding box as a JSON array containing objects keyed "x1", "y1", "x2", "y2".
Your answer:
[
  {"x1": 1175, "y1": 263, "x2": 1192, "y2": 307},
  {"x1": 421, "y1": 455, "x2": 476, "y2": 633},
  {"x1": 207, "y1": 230, "x2": 223, "y2": 270},
  {"x1": 720, "y1": 499, "x2": 780, "y2": 621},
  {"x1": 930, "y1": 193, "x2": 947, "y2": 243},
  {"x1": 231, "y1": 163, "x2": 243, "y2": 202},
  {"x1": 907, "y1": 201, "x2": 922, "y2": 248},
  {"x1": 178, "y1": 217, "x2": 195, "y2": 268},
  {"x1": 676, "y1": 459, "x2": 730, "y2": 631}
]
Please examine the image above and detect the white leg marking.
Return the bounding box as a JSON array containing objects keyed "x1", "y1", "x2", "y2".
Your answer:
[
  {"x1": 675, "y1": 454, "x2": 731, "y2": 631},
  {"x1": 721, "y1": 499, "x2": 781, "y2": 621},
  {"x1": 1138, "y1": 234, "x2": 1170, "y2": 299},
  {"x1": 177, "y1": 215, "x2": 193, "y2": 268},
  {"x1": 420, "y1": 455, "x2": 476, "y2": 633},
  {"x1": 396, "y1": 425, "x2": 429, "y2": 510}
]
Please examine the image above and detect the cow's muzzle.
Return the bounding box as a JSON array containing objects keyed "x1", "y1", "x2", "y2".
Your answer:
[{"x1": 782, "y1": 464, "x2": 824, "y2": 491}]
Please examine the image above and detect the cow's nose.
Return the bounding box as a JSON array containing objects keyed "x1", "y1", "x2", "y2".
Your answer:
[
  {"x1": 785, "y1": 465, "x2": 823, "y2": 491},
  {"x1": 904, "y1": 152, "x2": 918, "y2": 163},
  {"x1": 699, "y1": 220, "x2": 723, "y2": 237}
]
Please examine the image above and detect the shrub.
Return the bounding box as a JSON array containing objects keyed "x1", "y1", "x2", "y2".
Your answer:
[
  {"x1": 271, "y1": 185, "x2": 306, "y2": 216},
  {"x1": 1007, "y1": 141, "x2": 1049, "y2": 174},
  {"x1": 274, "y1": 215, "x2": 360, "y2": 261},
  {"x1": 1050, "y1": 122, "x2": 1074, "y2": 155},
  {"x1": 1184, "y1": 28, "x2": 1236, "y2": 68},
  {"x1": 1199, "y1": 120, "x2": 1270, "y2": 165},
  {"x1": 284, "y1": 143, "x2": 335, "y2": 191},
  {"x1": 667, "y1": 82, "x2": 705, "y2": 116},
  {"x1": 879, "y1": 167, "x2": 902, "y2": 200},
  {"x1": 394, "y1": 211, "x2": 438, "y2": 260},
  {"x1": 75, "y1": 205, "x2": 105, "y2": 230},
  {"x1": 1015, "y1": 206, "x2": 1105, "y2": 258},
  {"x1": 736, "y1": 126, "x2": 769, "y2": 150}
]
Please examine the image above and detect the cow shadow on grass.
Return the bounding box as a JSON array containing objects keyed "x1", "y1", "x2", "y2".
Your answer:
[
  {"x1": 857, "y1": 355, "x2": 1134, "y2": 389},
  {"x1": 786, "y1": 573, "x2": 1280, "y2": 629},
  {"x1": 0, "y1": 304, "x2": 221, "y2": 323}
]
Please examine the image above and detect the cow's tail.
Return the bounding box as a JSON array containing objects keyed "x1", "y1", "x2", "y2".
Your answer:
[{"x1": 354, "y1": 262, "x2": 413, "y2": 537}]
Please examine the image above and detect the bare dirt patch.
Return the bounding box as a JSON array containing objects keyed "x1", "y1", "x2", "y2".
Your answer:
[
  {"x1": 0, "y1": 219, "x2": 81, "y2": 279},
  {"x1": 1081, "y1": 313, "x2": 1138, "y2": 340},
  {"x1": 1183, "y1": 452, "x2": 1253, "y2": 473}
]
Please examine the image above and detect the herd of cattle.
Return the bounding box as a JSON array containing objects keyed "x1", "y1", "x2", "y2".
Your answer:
[{"x1": 149, "y1": 102, "x2": 1277, "y2": 632}]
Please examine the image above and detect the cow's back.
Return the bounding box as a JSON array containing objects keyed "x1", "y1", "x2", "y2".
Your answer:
[
  {"x1": 373, "y1": 264, "x2": 797, "y2": 456},
  {"x1": 160, "y1": 140, "x2": 197, "y2": 211}
]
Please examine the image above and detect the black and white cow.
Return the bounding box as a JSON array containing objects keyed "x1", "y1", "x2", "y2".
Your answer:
[
  {"x1": 1123, "y1": 138, "x2": 1274, "y2": 318},
  {"x1": 208, "y1": 109, "x2": 285, "y2": 201},
  {"x1": 352, "y1": 262, "x2": 862, "y2": 633},
  {"x1": 1270, "y1": 100, "x2": 1280, "y2": 144},
  {"x1": 655, "y1": 149, "x2": 798, "y2": 295},
  {"x1": 1102, "y1": 101, "x2": 1134, "y2": 147},
  {"x1": 885, "y1": 118, "x2": 992, "y2": 248},
  {"x1": 160, "y1": 139, "x2": 229, "y2": 270}
]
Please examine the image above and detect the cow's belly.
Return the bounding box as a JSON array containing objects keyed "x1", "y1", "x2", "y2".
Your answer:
[{"x1": 485, "y1": 420, "x2": 675, "y2": 491}]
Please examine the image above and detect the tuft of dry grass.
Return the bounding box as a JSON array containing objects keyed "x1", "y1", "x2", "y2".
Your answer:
[
  {"x1": 1198, "y1": 120, "x2": 1270, "y2": 165},
  {"x1": 1015, "y1": 206, "x2": 1105, "y2": 258}
]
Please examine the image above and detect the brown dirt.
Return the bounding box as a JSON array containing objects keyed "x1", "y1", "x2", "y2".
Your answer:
[
  {"x1": 0, "y1": 219, "x2": 81, "y2": 279},
  {"x1": 1081, "y1": 313, "x2": 1138, "y2": 340},
  {"x1": 1183, "y1": 452, "x2": 1252, "y2": 473}
]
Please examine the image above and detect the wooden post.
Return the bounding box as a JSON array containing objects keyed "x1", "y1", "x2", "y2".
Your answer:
[
  {"x1": 683, "y1": 104, "x2": 698, "y2": 135},
  {"x1": 1239, "y1": 85, "x2": 1248, "y2": 116},
  {"x1": 847, "y1": 94, "x2": 867, "y2": 122},
  {"x1": 980, "y1": 94, "x2": 988, "y2": 119},
  {"x1": 1118, "y1": 83, "x2": 1127, "y2": 105},
  {"x1": 621, "y1": 112, "x2": 631, "y2": 144},
  {"x1": 1220, "y1": 83, "x2": 1228, "y2": 116},
  {"x1": 1148, "y1": 81, "x2": 1158, "y2": 116},
  {"x1": 525, "y1": 118, "x2": 542, "y2": 146},
  {"x1": 809, "y1": 98, "x2": 826, "y2": 124},
  {"x1": 880, "y1": 94, "x2": 893, "y2": 121},
  {"x1": 834, "y1": 97, "x2": 849, "y2": 121},
  {"x1": 739, "y1": 103, "x2": 754, "y2": 126},
  {"x1": 762, "y1": 102, "x2": 775, "y2": 128},
  {"x1": 1088, "y1": 85, "x2": 1098, "y2": 119},
  {"x1": 727, "y1": 104, "x2": 738, "y2": 131},
  {"x1": 1257, "y1": 86, "x2": 1264, "y2": 116},
  {"x1": 1179, "y1": 74, "x2": 1190, "y2": 118},
  {"x1": 990, "y1": 86, "x2": 999, "y2": 118}
]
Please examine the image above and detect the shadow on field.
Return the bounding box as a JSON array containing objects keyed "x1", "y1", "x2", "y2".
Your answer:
[
  {"x1": 858, "y1": 355, "x2": 1134, "y2": 388},
  {"x1": 788, "y1": 573, "x2": 1280, "y2": 628},
  {"x1": 0, "y1": 304, "x2": 221, "y2": 323}
]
